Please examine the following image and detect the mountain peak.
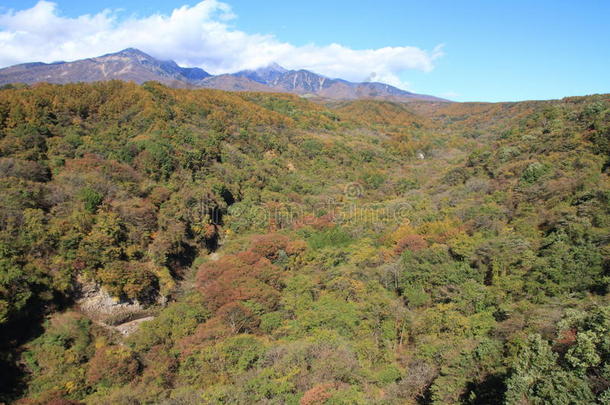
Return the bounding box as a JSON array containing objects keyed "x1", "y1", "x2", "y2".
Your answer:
[
  {"x1": 234, "y1": 63, "x2": 290, "y2": 85},
  {"x1": 264, "y1": 62, "x2": 288, "y2": 73},
  {"x1": 99, "y1": 48, "x2": 163, "y2": 64},
  {"x1": 115, "y1": 48, "x2": 151, "y2": 57},
  {"x1": 241, "y1": 62, "x2": 287, "y2": 74}
]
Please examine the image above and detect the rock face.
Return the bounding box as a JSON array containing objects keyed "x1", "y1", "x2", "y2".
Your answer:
[
  {"x1": 115, "y1": 316, "x2": 156, "y2": 336},
  {"x1": 0, "y1": 48, "x2": 448, "y2": 102},
  {"x1": 75, "y1": 276, "x2": 154, "y2": 335}
]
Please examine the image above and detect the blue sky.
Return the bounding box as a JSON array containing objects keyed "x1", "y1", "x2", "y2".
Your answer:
[{"x1": 1, "y1": 0, "x2": 609, "y2": 102}]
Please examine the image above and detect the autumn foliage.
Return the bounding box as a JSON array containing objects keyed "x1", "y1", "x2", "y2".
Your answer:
[{"x1": 0, "y1": 82, "x2": 608, "y2": 404}]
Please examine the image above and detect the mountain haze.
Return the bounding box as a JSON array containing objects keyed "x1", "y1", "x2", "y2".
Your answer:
[{"x1": 0, "y1": 49, "x2": 447, "y2": 102}]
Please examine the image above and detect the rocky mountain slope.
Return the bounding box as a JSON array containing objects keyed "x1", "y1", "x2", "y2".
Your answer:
[
  {"x1": 0, "y1": 48, "x2": 210, "y2": 87},
  {"x1": 0, "y1": 48, "x2": 447, "y2": 102}
]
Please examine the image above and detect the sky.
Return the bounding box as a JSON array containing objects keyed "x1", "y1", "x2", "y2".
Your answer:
[{"x1": 0, "y1": 0, "x2": 608, "y2": 102}]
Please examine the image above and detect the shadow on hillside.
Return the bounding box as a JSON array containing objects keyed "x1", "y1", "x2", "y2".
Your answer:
[{"x1": 0, "y1": 292, "x2": 74, "y2": 402}]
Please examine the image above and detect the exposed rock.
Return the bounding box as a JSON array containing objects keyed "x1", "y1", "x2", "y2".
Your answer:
[
  {"x1": 76, "y1": 276, "x2": 144, "y2": 323},
  {"x1": 115, "y1": 316, "x2": 156, "y2": 336},
  {"x1": 75, "y1": 276, "x2": 154, "y2": 336}
]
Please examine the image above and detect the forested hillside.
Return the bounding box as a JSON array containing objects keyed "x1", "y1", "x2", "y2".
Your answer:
[{"x1": 0, "y1": 81, "x2": 608, "y2": 404}]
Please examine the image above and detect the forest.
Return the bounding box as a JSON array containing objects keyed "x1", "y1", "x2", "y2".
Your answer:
[{"x1": 0, "y1": 81, "x2": 608, "y2": 404}]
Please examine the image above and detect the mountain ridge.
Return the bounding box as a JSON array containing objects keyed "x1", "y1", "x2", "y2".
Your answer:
[{"x1": 0, "y1": 48, "x2": 448, "y2": 102}]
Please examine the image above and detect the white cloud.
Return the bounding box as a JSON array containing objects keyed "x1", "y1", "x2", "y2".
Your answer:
[{"x1": 0, "y1": 0, "x2": 443, "y2": 89}]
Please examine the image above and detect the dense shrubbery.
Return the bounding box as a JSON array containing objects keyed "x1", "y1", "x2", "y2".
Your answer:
[{"x1": 0, "y1": 82, "x2": 608, "y2": 403}]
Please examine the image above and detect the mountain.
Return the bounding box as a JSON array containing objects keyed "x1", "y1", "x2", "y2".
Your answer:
[
  {"x1": 0, "y1": 48, "x2": 447, "y2": 102},
  {"x1": 233, "y1": 62, "x2": 289, "y2": 84},
  {"x1": 233, "y1": 64, "x2": 445, "y2": 101},
  {"x1": 198, "y1": 74, "x2": 275, "y2": 92},
  {"x1": 0, "y1": 48, "x2": 210, "y2": 87}
]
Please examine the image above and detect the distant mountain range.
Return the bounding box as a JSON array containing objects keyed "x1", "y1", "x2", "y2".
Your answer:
[{"x1": 0, "y1": 48, "x2": 448, "y2": 102}]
